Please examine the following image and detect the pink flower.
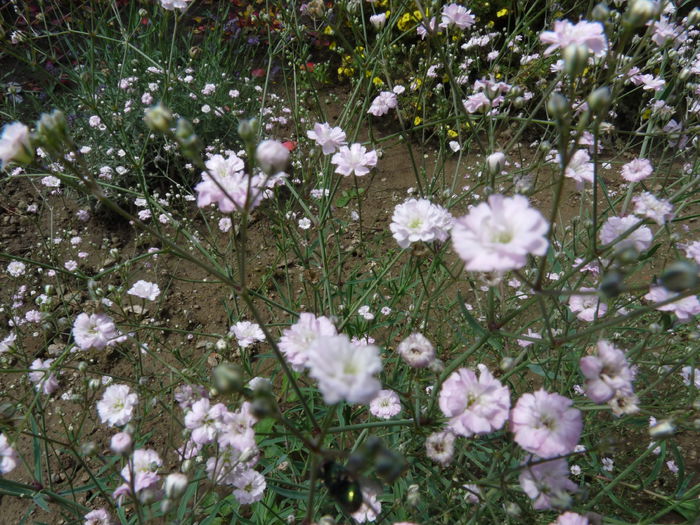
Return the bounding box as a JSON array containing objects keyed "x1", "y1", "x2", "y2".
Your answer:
[
  {"x1": 368, "y1": 91, "x2": 398, "y2": 116},
  {"x1": 519, "y1": 457, "x2": 578, "y2": 510},
  {"x1": 550, "y1": 512, "x2": 588, "y2": 525},
  {"x1": 440, "y1": 4, "x2": 475, "y2": 30},
  {"x1": 351, "y1": 484, "x2": 382, "y2": 523},
  {"x1": 462, "y1": 92, "x2": 492, "y2": 113},
  {"x1": 84, "y1": 508, "x2": 113, "y2": 525},
  {"x1": 540, "y1": 20, "x2": 607, "y2": 56},
  {"x1": 331, "y1": 144, "x2": 378, "y2": 177},
  {"x1": 580, "y1": 340, "x2": 635, "y2": 403},
  {"x1": 644, "y1": 285, "x2": 700, "y2": 321},
  {"x1": 397, "y1": 333, "x2": 435, "y2": 368},
  {"x1": 306, "y1": 122, "x2": 347, "y2": 155},
  {"x1": 28, "y1": 358, "x2": 59, "y2": 395},
  {"x1": 564, "y1": 150, "x2": 594, "y2": 189},
  {"x1": 0, "y1": 433, "x2": 18, "y2": 475},
  {"x1": 307, "y1": 334, "x2": 382, "y2": 404},
  {"x1": 369, "y1": 389, "x2": 401, "y2": 419},
  {"x1": 255, "y1": 140, "x2": 289, "y2": 175},
  {"x1": 113, "y1": 449, "x2": 162, "y2": 500},
  {"x1": 621, "y1": 158, "x2": 653, "y2": 182},
  {"x1": 127, "y1": 280, "x2": 161, "y2": 301},
  {"x1": 232, "y1": 469, "x2": 266, "y2": 504},
  {"x1": 230, "y1": 321, "x2": 265, "y2": 348},
  {"x1": 110, "y1": 432, "x2": 133, "y2": 455},
  {"x1": 97, "y1": 384, "x2": 138, "y2": 427},
  {"x1": 439, "y1": 365, "x2": 511, "y2": 437},
  {"x1": 452, "y1": 195, "x2": 549, "y2": 272},
  {"x1": 633, "y1": 192, "x2": 673, "y2": 225},
  {"x1": 568, "y1": 288, "x2": 607, "y2": 322},
  {"x1": 425, "y1": 430, "x2": 456, "y2": 466},
  {"x1": 195, "y1": 153, "x2": 264, "y2": 213},
  {"x1": 416, "y1": 17, "x2": 438, "y2": 39},
  {"x1": 72, "y1": 313, "x2": 119, "y2": 350},
  {"x1": 684, "y1": 241, "x2": 700, "y2": 265},
  {"x1": 390, "y1": 198, "x2": 453, "y2": 249},
  {"x1": 599, "y1": 215, "x2": 652, "y2": 253},
  {"x1": 279, "y1": 313, "x2": 337, "y2": 371},
  {"x1": 511, "y1": 389, "x2": 582, "y2": 458},
  {"x1": 517, "y1": 329, "x2": 542, "y2": 347},
  {"x1": 184, "y1": 398, "x2": 228, "y2": 445}
]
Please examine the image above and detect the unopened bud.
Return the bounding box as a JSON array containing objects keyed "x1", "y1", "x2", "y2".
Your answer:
[
  {"x1": 161, "y1": 498, "x2": 174, "y2": 513},
  {"x1": 407, "y1": 483, "x2": 421, "y2": 506},
  {"x1": 34, "y1": 110, "x2": 68, "y2": 157},
  {"x1": 592, "y1": 3, "x2": 610, "y2": 22},
  {"x1": 504, "y1": 501, "x2": 522, "y2": 517},
  {"x1": 547, "y1": 93, "x2": 569, "y2": 121},
  {"x1": 77, "y1": 361, "x2": 88, "y2": 373},
  {"x1": 256, "y1": 139, "x2": 290, "y2": 175},
  {"x1": 110, "y1": 432, "x2": 132, "y2": 455},
  {"x1": 649, "y1": 419, "x2": 675, "y2": 438},
  {"x1": 588, "y1": 86, "x2": 611, "y2": 117},
  {"x1": 486, "y1": 152, "x2": 506, "y2": 175},
  {"x1": 688, "y1": 7, "x2": 700, "y2": 26},
  {"x1": 500, "y1": 356, "x2": 515, "y2": 371},
  {"x1": 237, "y1": 118, "x2": 259, "y2": 142},
  {"x1": 80, "y1": 441, "x2": 97, "y2": 456},
  {"x1": 164, "y1": 472, "x2": 189, "y2": 499},
  {"x1": 88, "y1": 378, "x2": 101, "y2": 390},
  {"x1": 563, "y1": 44, "x2": 590, "y2": 77},
  {"x1": 659, "y1": 261, "x2": 699, "y2": 292},
  {"x1": 188, "y1": 46, "x2": 202, "y2": 59},
  {"x1": 212, "y1": 362, "x2": 243, "y2": 394},
  {"x1": 626, "y1": 0, "x2": 659, "y2": 27},
  {"x1": 144, "y1": 103, "x2": 173, "y2": 132},
  {"x1": 600, "y1": 269, "x2": 624, "y2": 298}
]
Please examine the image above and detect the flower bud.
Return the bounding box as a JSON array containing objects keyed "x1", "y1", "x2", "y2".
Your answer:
[
  {"x1": 563, "y1": 44, "x2": 590, "y2": 77},
  {"x1": 144, "y1": 103, "x2": 173, "y2": 132},
  {"x1": 547, "y1": 93, "x2": 569, "y2": 122},
  {"x1": 175, "y1": 118, "x2": 201, "y2": 159},
  {"x1": 659, "y1": 261, "x2": 699, "y2": 292},
  {"x1": 256, "y1": 139, "x2": 290, "y2": 175},
  {"x1": 626, "y1": 0, "x2": 659, "y2": 27},
  {"x1": 407, "y1": 483, "x2": 421, "y2": 506},
  {"x1": 369, "y1": 13, "x2": 387, "y2": 30},
  {"x1": 0, "y1": 122, "x2": 34, "y2": 167},
  {"x1": 592, "y1": 3, "x2": 610, "y2": 22},
  {"x1": 237, "y1": 118, "x2": 259, "y2": 142},
  {"x1": 164, "y1": 472, "x2": 188, "y2": 499},
  {"x1": 34, "y1": 110, "x2": 68, "y2": 156},
  {"x1": 486, "y1": 152, "x2": 506, "y2": 175},
  {"x1": 138, "y1": 8, "x2": 148, "y2": 17},
  {"x1": 212, "y1": 362, "x2": 244, "y2": 394},
  {"x1": 77, "y1": 361, "x2": 88, "y2": 373},
  {"x1": 588, "y1": 86, "x2": 611, "y2": 117},
  {"x1": 181, "y1": 459, "x2": 193, "y2": 472},
  {"x1": 688, "y1": 7, "x2": 700, "y2": 26},
  {"x1": 649, "y1": 419, "x2": 675, "y2": 438},
  {"x1": 110, "y1": 432, "x2": 132, "y2": 455}
]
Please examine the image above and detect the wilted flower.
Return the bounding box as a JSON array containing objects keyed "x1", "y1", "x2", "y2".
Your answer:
[
  {"x1": 97, "y1": 384, "x2": 138, "y2": 427},
  {"x1": 452, "y1": 195, "x2": 549, "y2": 272},
  {"x1": 511, "y1": 389, "x2": 582, "y2": 458},
  {"x1": 439, "y1": 365, "x2": 511, "y2": 437},
  {"x1": 390, "y1": 198, "x2": 453, "y2": 249}
]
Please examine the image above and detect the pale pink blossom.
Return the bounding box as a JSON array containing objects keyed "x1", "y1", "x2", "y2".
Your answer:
[
  {"x1": 279, "y1": 313, "x2": 337, "y2": 371},
  {"x1": 184, "y1": 398, "x2": 228, "y2": 445},
  {"x1": 369, "y1": 389, "x2": 401, "y2": 419},
  {"x1": 368, "y1": 91, "x2": 398, "y2": 117},
  {"x1": 84, "y1": 508, "x2": 113, "y2": 525},
  {"x1": 113, "y1": 449, "x2": 162, "y2": 500},
  {"x1": 644, "y1": 286, "x2": 700, "y2": 321},
  {"x1": 540, "y1": 20, "x2": 607, "y2": 56},
  {"x1": 568, "y1": 288, "x2": 607, "y2": 322},
  {"x1": 599, "y1": 215, "x2": 652, "y2": 253},
  {"x1": 520, "y1": 457, "x2": 578, "y2": 510},
  {"x1": 72, "y1": 313, "x2": 119, "y2": 350},
  {"x1": 127, "y1": 280, "x2": 161, "y2": 301},
  {"x1": 550, "y1": 512, "x2": 588, "y2": 525},
  {"x1": 463, "y1": 92, "x2": 492, "y2": 113},
  {"x1": 633, "y1": 192, "x2": 673, "y2": 225},
  {"x1": 564, "y1": 150, "x2": 594, "y2": 189},
  {"x1": 683, "y1": 241, "x2": 700, "y2": 265},
  {"x1": 451, "y1": 195, "x2": 549, "y2": 272},
  {"x1": 29, "y1": 358, "x2": 59, "y2": 395},
  {"x1": 440, "y1": 4, "x2": 475, "y2": 30},
  {"x1": 621, "y1": 158, "x2": 653, "y2": 182},
  {"x1": 390, "y1": 198, "x2": 453, "y2": 249},
  {"x1": 331, "y1": 144, "x2": 378, "y2": 177},
  {"x1": 256, "y1": 140, "x2": 289, "y2": 175},
  {"x1": 439, "y1": 365, "x2": 511, "y2": 437},
  {"x1": 511, "y1": 389, "x2": 582, "y2": 458},
  {"x1": 97, "y1": 384, "x2": 138, "y2": 427},
  {"x1": 416, "y1": 17, "x2": 438, "y2": 39},
  {"x1": 425, "y1": 430, "x2": 456, "y2": 466},
  {"x1": 351, "y1": 484, "x2": 382, "y2": 523},
  {"x1": 0, "y1": 433, "x2": 18, "y2": 475},
  {"x1": 397, "y1": 333, "x2": 435, "y2": 368},
  {"x1": 230, "y1": 321, "x2": 265, "y2": 348},
  {"x1": 195, "y1": 153, "x2": 264, "y2": 213},
  {"x1": 580, "y1": 340, "x2": 634, "y2": 403},
  {"x1": 232, "y1": 469, "x2": 266, "y2": 504},
  {"x1": 306, "y1": 122, "x2": 347, "y2": 155}
]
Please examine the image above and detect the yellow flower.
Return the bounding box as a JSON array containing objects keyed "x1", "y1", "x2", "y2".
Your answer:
[
  {"x1": 397, "y1": 12, "x2": 413, "y2": 32},
  {"x1": 497, "y1": 8, "x2": 508, "y2": 17},
  {"x1": 447, "y1": 129, "x2": 458, "y2": 138},
  {"x1": 486, "y1": 20, "x2": 495, "y2": 28},
  {"x1": 414, "y1": 116, "x2": 423, "y2": 126},
  {"x1": 323, "y1": 25, "x2": 334, "y2": 35},
  {"x1": 642, "y1": 108, "x2": 652, "y2": 120},
  {"x1": 372, "y1": 77, "x2": 384, "y2": 86},
  {"x1": 410, "y1": 78, "x2": 423, "y2": 90},
  {"x1": 329, "y1": 42, "x2": 337, "y2": 51}
]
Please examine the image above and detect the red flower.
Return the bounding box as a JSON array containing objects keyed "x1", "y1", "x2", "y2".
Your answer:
[{"x1": 282, "y1": 141, "x2": 297, "y2": 152}]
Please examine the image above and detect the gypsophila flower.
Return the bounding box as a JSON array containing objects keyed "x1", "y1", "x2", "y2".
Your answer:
[
  {"x1": 564, "y1": 150, "x2": 594, "y2": 189},
  {"x1": 425, "y1": 430, "x2": 456, "y2": 466},
  {"x1": 621, "y1": 158, "x2": 653, "y2": 182},
  {"x1": 306, "y1": 122, "x2": 347, "y2": 155},
  {"x1": 29, "y1": 358, "x2": 59, "y2": 395},
  {"x1": 684, "y1": 241, "x2": 700, "y2": 265},
  {"x1": 113, "y1": 449, "x2": 162, "y2": 500},
  {"x1": 6, "y1": 261, "x2": 26, "y2": 277},
  {"x1": 83, "y1": 508, "x2": 113, "y2": 525},
  {"x1": 160, "y1": 0, "x2": 192, "y2": 10},
  {"x1": 0, "y1": 434, "x2": 19, "y2": 475},
  {"x1": 681, "y1": 366, "x2": 700, "y2": 388},
  {"x1": 298, "y1": 217, "x2": 312, "y2": 230},
  {"x1": 517, "y1": 329, "x2": 542, "y2": 347},
  {"x1": 580, "y1": 340, "x2": 635, "y2": 403},
  {"x1": 440, "y1": 3, "x2": 475, "y2": 30},
  {"x1": 452, "y1": 195, "x2": 549, "y2": 272},
  {"x1": 0, "y1": 122, "x2": 33, "y2": 167},
  {"x1": 307, "y1": 334, "x2": 382, "y2": 404},
  {"x1": 97, "y1": 384, "x2": 138, "y2": 427},
  {"x1": 232, "y1": 469, "x2": 266, "y2": 504},
  {"x1": 127, "y1": 280, "x2": 161, "y2": 301},
  {"x1": 230, "y1": 321, "x2": 266, "y2": 348},
  {"x1": 195, "y1": 153, "x2": 264, "y2": 213},
  {"x1": 550, "y1": 511, "x2": 588, "y2": 525},
  {"x1": 185, "y1": 398, "x2": 227, "y2": 445},
  {"x1": 352, "y1": 484, "x2": 382, "y2": 523},
  {"x1": 601, "y1": 457, "x2": 614, "y2": 471},
  {"x1": 599, "y1": 215, "x2": 652, "y2": 253},
  {"x1": 369, "y1": 389, "x2": 401, "y2": 419},
  {"x1": 390, "y1": 198, "x2": 453, "y2": 249},
  {"x1": 397, "y1": 333, "x2": 435, "y2": 368},
  {"x1": 511, "y1": 389, "x2": 582, "y2": 458},
  {"x1": 368, "y1": 91, "x2": 398, "y2": 116},
  {"x1": 568, "y1": 288, "x2": 607, "y2": 322},
  {"x1": 110, "y1": 432, "x2": 132, "y2": 455},
  {"x1": 644, "y1": 285, "x2": 700, "y2": 321},
  {"x1": 331, "y1": 144, "x2": 378, "y2": 177},
  {"x1": 540, "y1": 19, "x2": 607, "y2": 56},
  {"x1": 278, "y1": 313, "x2": 337, "y2": 371},
  {"x1": 519, "y1": 456, "x2": 578, "y2": 510},
  {"x1": 72, "y1": 313, "x2": 119, "y2": 350},
  {"x1": 358, "y1": 305, "x2": 375, "y2": 320},
  {"x1": 633, "y1": 192, "x2": 673, "y2": 225},
  {"x1": 439, "y1": 365, "x2": 511, "y2": 437},
  {"x1": 256, "y1": 140, "x2": 289, "y2": 175},
  {"x1": 0, "y1": 332, "x2": 16, "y2": 354}
]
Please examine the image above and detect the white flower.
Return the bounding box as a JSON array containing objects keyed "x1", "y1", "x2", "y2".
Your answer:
[
  {"x1": 230, "y1": 321, "x2": 265, "y2": 348},
  {"x1": 390, "y1": 198, "x2": 453, "y2": 249},
  {"x1": 307, "y1": 334, "x2": 382, "y2": 404},
  {"x1": 367, "y1": 91, "x2": 398, "y2": 116},
  {"x1": 278, "y1": 313, "x2": 337, "y2": 371},
  {"x1": 255, "y1": 140, "x2": 289, "y2": 175},
  {"x1": 97, "y1": 384, "x2": 138, "y2": 427},
  {"x1": 369, "y1": 389, "x2": 401, "y2": 419},
  {"x1": 160, "y1": 0, "x2": 192, "y2": 10},
  {"x1": 0, "y1": 434, "x2": 18, "y2": 474},
  {"x1": 72, "y1": 313, "x2": 119, "y2": 350},
  {"x1": 358, "y1": 305, "x2": 375, "y2": 320},
  {"x1": 369, "y1": 13, "x2": 387, "y2": 30},
  {"x1": 564, "y1": 150, "x2": 594, "y2": 188},
  {"x1": 397, "y1": 333, "x2": 435, "y2": 368},
  {"x1": 7, "y1": 261, "x2": 26, "y2": 277},
  {"x1": 127, "y1": 280, "x2": 161, "y2": 301},
  {"x1": 0, "y1": 122, "x2": 32, "y2": 167},
  {"x1": 298, "y1": 217, "x2": 312, "y2": 230},
  {"x1": 633, "y1": 192, "x2": 673, "y2": 225},
  {"x1": 306, "y1": 122, "x2": 347, "y2": 155},
  {"x1": 599, "y1": 215, "x2": 652, "y2": 253},
  {"x1": 232, "y1": 469, "x2": 266, "y2": 504}
]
